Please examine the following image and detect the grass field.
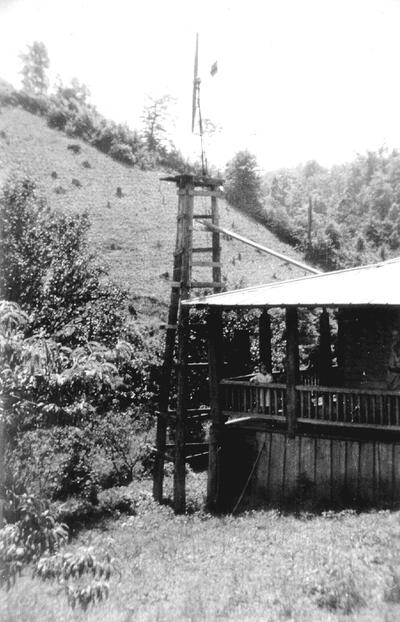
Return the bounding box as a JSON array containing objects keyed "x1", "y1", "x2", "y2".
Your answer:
[
  {"x1": 0, "y1": 107, "x2": 312, "y2": 318},
  {"x1": 2, "y1": 473, "x2": 400, "y2": 622}
]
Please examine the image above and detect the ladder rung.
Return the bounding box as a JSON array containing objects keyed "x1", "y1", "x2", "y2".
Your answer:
[
  {"x1": 191, "y1": 261, "x2": 221, "y2": 268},
  {"x1": 160, "y1": 324, "x2": 177, "y2": 330},
  {"x1": 178, "y1": 190, "x2": 222, "y2": 197},
  {"x1": 171, "y1": 281, "x2": 181, "y2": 288},
  {"x1": 187, "y1": 361, "x2": 208, "y2": 367},
  {"x1": 193, "y1": 214, "x2": 213, "y2": 219},
  {"x1": 190, "y1": 281, "x2": 223, "y2": 288},
  {"x1": 192, "y1": 247, "x2": 214, "y2": 253}
]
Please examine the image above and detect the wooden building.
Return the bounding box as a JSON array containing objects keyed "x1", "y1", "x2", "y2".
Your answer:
[{"x1": 184, "y1": 257, "x2": 400, "y2": 511}]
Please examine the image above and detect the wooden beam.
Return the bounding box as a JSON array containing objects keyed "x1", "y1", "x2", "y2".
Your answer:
[
  {"x1": 319, "y1": 308, "x2": 331, "y2": 386},
  {"x1": 211, "y1": 195, "x2": 222, "y2": 293},
  {"x1": 153, "y1": 193, "x2": 186, "y2": 502},
  {"x1": 206, "y1": 307, "x2": 224, "y2": 510},
  {"x1": 286, "y1": 307, "x2": 299, "y2": 437},
  {"x1": 198, "y1": 220, "x2": 321, "y2": 275},
  {"x1": 259, "y1": 309, "x2": 272, "y2": 372},
  {"x1": 173, "y1": 181, "x2": 194, "y2": 514}
]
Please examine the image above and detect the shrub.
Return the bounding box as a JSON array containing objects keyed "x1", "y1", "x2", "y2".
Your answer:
[
  {"x1": 13, "y1": 91, "x2": 49, "y2": 116},
  {"x1": 67, "y1": 143, "x2": 81, "y2": 154},
  {"x1": 1, "y1": 490, "x2": 115, "y2": 610},
  {"x1": 54, "y1": 185, "x2": 66, "y2": 194},
  {"x1": 0, "y1": 174, "x2": 126, "y2": 343},
  {"x1": 109, "y1": 142, "x2": 136, "y2": 165},
  {"x1": 47, "y1": 106, "x2": 68, "y2": 130}
]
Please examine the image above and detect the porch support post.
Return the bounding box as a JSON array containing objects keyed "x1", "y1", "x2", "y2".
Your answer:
[
  {"x1": 174, "y1": 304, "x2": 190, "y2": 514},
  {"x1": 259, "y1": 308, "x2": 272, "y2": 372},
  {"x1": 207, "y1": 307, "x2": 224, "y2": 511},
  {"x1": 319, "y1": 308, "x2": 331, "y2": 386},
  {"x1": 286, "y1": 306, "x2": 299, "y2": 437}
]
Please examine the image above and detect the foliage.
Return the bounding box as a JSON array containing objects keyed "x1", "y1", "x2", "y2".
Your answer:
[
  {"x1": 141, "y1": 94, "x2": 175, "y2": 152},
  {"x1": 19, "y1": 41, "x2": 50, "y2": 96},
  {"x1": 224, "y1": 149, "x2": 400, "y2": 271},
  {"x1": 0, "y1": 492, "x2": 68, "y2": 589},
  {"x1": 0, "y1": 175, "x2": 126, "y2": 343},
  {"x1": 225, "y1": 151, "x2": 264, "y2": 220},
  {"x1": 0, "y1": 491, "x2": 116, "y2": 611}
]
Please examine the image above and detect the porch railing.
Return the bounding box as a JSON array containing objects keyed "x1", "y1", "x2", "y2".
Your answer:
[{"x1": 220, "y1": 378, "x2": 400, "y2": 429}]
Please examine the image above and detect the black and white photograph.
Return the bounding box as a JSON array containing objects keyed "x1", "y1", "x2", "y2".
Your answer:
[{"x1": 2, "y1": 0, "x2": 400, "y2": 620}]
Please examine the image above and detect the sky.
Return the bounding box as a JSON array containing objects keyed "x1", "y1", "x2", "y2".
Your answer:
[{"x1": 1, "y1": 0, "x2": 400, "y2": 172}]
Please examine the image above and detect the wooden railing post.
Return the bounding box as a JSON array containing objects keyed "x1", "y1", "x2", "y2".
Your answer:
[
  {"x1": 207, "y1": 307, "x2": 224, "y2": 511},
  {"x1": 286, "y1": 307, "x2": 299, "y2": 436},
  {"x1": 259, "y1": 308, "x2": 272, "y2": 372}
]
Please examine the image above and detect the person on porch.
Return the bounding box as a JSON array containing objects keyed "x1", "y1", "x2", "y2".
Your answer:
[{"x1": 250, "y1": 362, "x2": 273, "y2": 413}]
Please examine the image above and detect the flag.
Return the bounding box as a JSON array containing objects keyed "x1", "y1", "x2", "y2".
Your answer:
[{"x1": 210, "y1": 61, "x2": 218, "y2": 77}]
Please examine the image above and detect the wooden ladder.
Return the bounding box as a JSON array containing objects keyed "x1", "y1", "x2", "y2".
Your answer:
[{"x1": 153, "y1": 174, "x2": 223, "y2": 512}]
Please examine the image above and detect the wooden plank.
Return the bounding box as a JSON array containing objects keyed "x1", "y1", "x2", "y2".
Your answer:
[
  {"x1": 254, "y1": 432, "x2": 269, "y2": 504},
  {"x1": 267, "y1": 432, "x2": 286, "y2": 504},
  {"x1": 192, "y1": 247, "x2": 214, "y2": 253},
  {"x1": 345, "y1": 440, "x2": 360, "y2": 506},
  {"x1": 283, "y1": 435, "x2": 299, "y2": 501},
  {"x1": 178, "y1": 189, "x2": 223, "y2": 197},
  {"x1": 191, "y1": 261, "x2": 222, "y2": 268},
  {"x1": 206, "y1": 307, "x2": 224, "y2": 510},
  {"x1": 319, "y1": 309, "x2": 331, "y2": 386},
  {"x1": 190, "y1": 281, "x2": 223, "y2": 288},
  {"x1": 358, "y1": 441, "x2": 375, "y2": 506},
  {"x1": 153, "y1": 193, "x2": 185, "y2": 503},
  {"x1": 393, "y1": 444, "x2": 400, "y2": 505},
  {"x1": 211, "y1": 195, "x2": 222, "y2": 293},
  {"x1": 331, "y1": 439, "x2": 346, "y2": 505},
  {"x1": 173, "y1": 184, "x2": 194, "y2": 514},
  {"x1": 199, "y1": 220, "x2": 321, "y2": 274},
  {"x1": 298, "y1": 435, "x2": 316, "y2": 488},
  {"x1": 259, "y1": 309, "x2": 272, "y2": 372},
  {"x1": 286, "y1": 307, "x2": 299, "y2": 437},
  {"x1": 315, "y1": 438, "x2": 332, "y2": 505},
  {"x1": 376, "y1": 442, "x2": 394, "y2": 505}
]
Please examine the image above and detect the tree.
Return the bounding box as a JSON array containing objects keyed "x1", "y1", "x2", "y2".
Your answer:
[
  {"x1": 20, "y1": 41, "x2": 50, "y2": 96},
  {"x1": 141, "y1": 94, "x2": 175, "y2": 152},
  {"x1": 0, "y1": 174, "x2": 126, "y2": 344},
  {"x1": 225, "y1": 151, "x2": 264, "y2": 219}
]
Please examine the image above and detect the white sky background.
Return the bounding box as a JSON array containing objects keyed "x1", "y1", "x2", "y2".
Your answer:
[{"x1": 1, "y1": 0, "x2": 400, "y2": 172}]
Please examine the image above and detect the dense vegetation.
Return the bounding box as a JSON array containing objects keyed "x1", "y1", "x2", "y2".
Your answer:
[
  {"x1": 226, "y1": 148, "x2": 400, "y2": 271},
  {"x1": 0, "y1": 175, "x2": 159, "y2": 607}
]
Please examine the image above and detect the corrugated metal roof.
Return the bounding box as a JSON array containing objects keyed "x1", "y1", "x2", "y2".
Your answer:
[{"x1": 184, "y1": 257, "x2": 400, "y2": 308}]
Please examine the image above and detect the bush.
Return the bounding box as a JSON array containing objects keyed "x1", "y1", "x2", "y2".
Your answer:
[
  {"x1": 0, "y1": 174, "x2": 126, "y2": 343},
  {"x1": 13, "y1": 91, "x2": 49, "y2": 116},
  {"x1": 109, "y1": 142, "x2": 136, "y2": 165}
]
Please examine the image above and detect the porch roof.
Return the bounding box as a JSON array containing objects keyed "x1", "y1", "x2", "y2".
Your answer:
[{"x1": 184, "y1": 257, "x2": 400, "y2": 308}]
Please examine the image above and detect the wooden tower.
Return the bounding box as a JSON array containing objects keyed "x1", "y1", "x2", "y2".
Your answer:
[{"x1": 153, "y1": 173, "x2": 224, "y2": 513}]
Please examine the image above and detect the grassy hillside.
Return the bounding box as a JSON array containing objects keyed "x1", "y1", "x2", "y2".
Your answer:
[{"x1": 0, "y1": 107, "x2": 313, "y2": 317}]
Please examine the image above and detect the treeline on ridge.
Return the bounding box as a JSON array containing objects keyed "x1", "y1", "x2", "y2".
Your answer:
[{"x1": 225, "y1": 149, "x2": 400, "y2": 271}]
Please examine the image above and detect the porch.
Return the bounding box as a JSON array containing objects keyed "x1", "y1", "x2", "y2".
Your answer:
[
  {"x1": 220, "y1": 375, "x2": 400, "y2": 430},
  {"x1": 183, "y1": 258, "x2": 400, "y2": 510}
]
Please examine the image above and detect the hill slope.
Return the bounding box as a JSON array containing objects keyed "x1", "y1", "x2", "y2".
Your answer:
[{"x1": 0, "y1": 107, "x2": 313, "y2": 316}]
